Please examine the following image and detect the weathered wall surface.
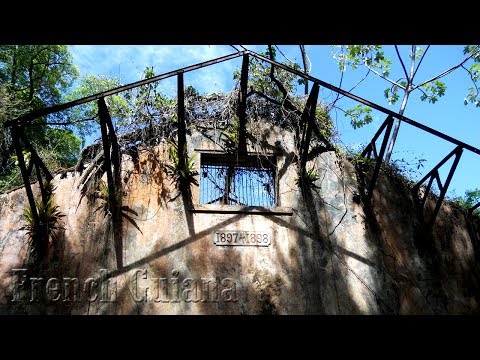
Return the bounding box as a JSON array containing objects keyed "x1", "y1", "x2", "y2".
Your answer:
[{"x1": 0, "y1": 125, "x2": 479, "y2": 314}]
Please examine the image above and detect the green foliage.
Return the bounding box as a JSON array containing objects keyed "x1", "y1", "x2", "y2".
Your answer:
[
  {"x1": 334, "y1": 45, "x2": 480, "y2": 133},
  {"x1": 123, "y1": 66, "x2": 177, "y2": 129},
  {"x1": 420, "y1": 80, "x2": 447, "y2": 104},
  {"x1": 40, "y1": 127, "x2": 81, "y2": 168},
  {"x1": 348, "y1": 149, "x2": 423, "y2": 191},
  {"x1": 352, "y1": 153, "x2": 375, "y2": 168},
  {"x1": 315, "y1": 107, "x2": 336, "y2": 143},
  {"x1": 463, "y1": 45, "x2": 480, "y2": 107},
  {"x1": 0, "y1": 46, "x2": 82, "y2": 192},
  {"x1": 0, "y1": 45, "x2": 78, "y2": 109},
  {"x1": 63, "y1": 74, "x2": 129, "y2": 139},
  {"x1": 165, "y1": 141, "x2": 199, "y2": 186},
  {"x1": 332, "y1": 45, "x2": 391, "y2": 76},
  {"x1": 384, "y1": 81, "x2": 406, "y2": 105},
  {"x1": 345, "y1": 104, "x2": 373, "y2": 129},
  {"x1": 185, "y1": 85, "x2": 200, "y2": 98},
  {"x1": 451, "y1": 188, "x2": 480, "y2": 215}
]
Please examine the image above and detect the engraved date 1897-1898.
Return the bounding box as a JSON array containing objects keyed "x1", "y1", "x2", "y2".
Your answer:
[{"x1": 213, "y1": 231, "x2": 271, "y2": 246}]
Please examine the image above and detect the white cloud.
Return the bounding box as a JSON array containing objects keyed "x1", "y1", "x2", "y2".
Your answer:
[{"x1": 70, "y1": 45, "x2": 242, "y2": 95}]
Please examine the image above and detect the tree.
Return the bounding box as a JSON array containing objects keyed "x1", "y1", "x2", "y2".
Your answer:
[
  {"x1": 0, "y1": 45, "x2": 78, "y2": 109},
  {"x1": 0, "y1": 45, "x2": 80, "y2": 191},
  {"x1": 62, "y1": 74, "x2": 129, "y2": 141},
  {"x1": 332, "y1": 45, "x2": 480, "y2": 163}
]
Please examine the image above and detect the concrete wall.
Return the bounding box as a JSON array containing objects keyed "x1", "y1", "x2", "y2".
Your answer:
[{"x1": 0, "y1": 124, "x2": 479, "y2": 314}]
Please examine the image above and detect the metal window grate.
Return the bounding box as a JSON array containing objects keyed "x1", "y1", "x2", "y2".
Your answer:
[{"x1": 199, "y1": 154, "x2": 276, "y2": 207}]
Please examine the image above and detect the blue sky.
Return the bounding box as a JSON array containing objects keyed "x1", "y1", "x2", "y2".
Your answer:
[{"x1": 69, "y1": 45, "x2": 479, "y2": 199}]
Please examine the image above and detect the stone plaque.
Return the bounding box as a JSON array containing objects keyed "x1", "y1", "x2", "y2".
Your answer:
[{"x1": 213, "y1": 231, "x2": 271, "y2": 246}]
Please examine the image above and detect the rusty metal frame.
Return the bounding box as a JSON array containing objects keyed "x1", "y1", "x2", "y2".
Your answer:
[
  {"x1": 5, "y1": 51, "x2": 248, "y2": 129},
  {"x1": 412, "y1": 146, "x2": 463, "y2": 227},
  {"x1": 4, "y1": 47, "x2": 480, "y2": 230}
]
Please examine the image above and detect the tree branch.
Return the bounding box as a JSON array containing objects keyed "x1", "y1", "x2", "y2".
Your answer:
[
  {"x1": 415, "y1": 85, "x2": 429, "y2": 98},
  {"x1": 395, "y1": 45, "x2": 409, "y2": 81},
  {"x1": 412, "y1": 45, "x2": 430, "y2": 80},
  {"x1": 330, "y1": 67, "x2": 372, "y2": 109},
  {"x1": 413, "y1": 46, "x2": 480, "y2": 89},
  {"x1": 274, "y1": 45, "x2": 296, "y2": 64},
  {"x1": 250, "y1": 90, "x2": 283, "y2": 106},
  {"x1": 33, "y1": 61, "x2": 70, "y2": 67},
  {"x1": 365, "y1": 63, "x2": 405, "y2": 89},
  {"x1": 409, "y1": 45, "x2": 416, "y2": 79},
  {"x1": 32, "y1": 46, "x2": 51, "y2": 61},
  {"x1": 267, "y1": 45, "x2": 302, "y2": 116},
  {"x1": 329, "y1": 69, "x2": 344, "y2": 109}
]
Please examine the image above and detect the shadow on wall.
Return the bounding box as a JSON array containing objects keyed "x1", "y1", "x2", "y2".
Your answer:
[{"x1": 1, "y1": 144, "x2": 479, "y2": 314}]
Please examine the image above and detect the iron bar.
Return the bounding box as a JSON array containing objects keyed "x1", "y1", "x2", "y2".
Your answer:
[
  {"x1": 366, "y1": 115, "x2": 394, "y2": 200},
  {"x1": 98, "y1": 99, "x2": 115, "y2": 203},
  {"x1": 420, "y1": 173, "x2": 436, "y2": 209},
  {"x1": 177, "y1": 72, "x2": 186, "y2": 171}
]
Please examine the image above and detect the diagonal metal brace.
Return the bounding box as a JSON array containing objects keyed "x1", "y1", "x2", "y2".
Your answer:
[
  {"x1": 412, "y1": 145, "x2": 463, "y2": 227},
  {"x1": 19, "y1": 133, "x2": 53, "y2": 183},
  {"x1": 469, "y1": 201, "x2": 480, "y2": 216},
  {"x1": 360, "y1": 115, "x2": 394, "y2": 200}
]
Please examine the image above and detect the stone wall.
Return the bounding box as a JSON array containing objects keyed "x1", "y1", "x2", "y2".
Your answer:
[{"x1": 0, "y1": 124, "x2": 478, "y2": 314}]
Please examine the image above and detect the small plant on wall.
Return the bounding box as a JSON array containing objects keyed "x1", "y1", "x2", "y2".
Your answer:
[
  {"x1": 94, "y1": 179, "x2": 123, "y2": 216},
  {"x1": 295, "y1": 166, "x2": 320, "y2": 191},
  {"x1": 221, "y1": 118, "x2": 240, "y2": 151},
  {"x1": 165, "y1": 141, "x2": 199, "y2": 187},
  {"x1": 20, "y1": 180, "x2": 65, "y2": 265}
]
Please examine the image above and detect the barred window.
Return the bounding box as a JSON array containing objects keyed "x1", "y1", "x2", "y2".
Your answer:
[{"x1": 199, "y1": 153, "x2": 276, "y2": 207}]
